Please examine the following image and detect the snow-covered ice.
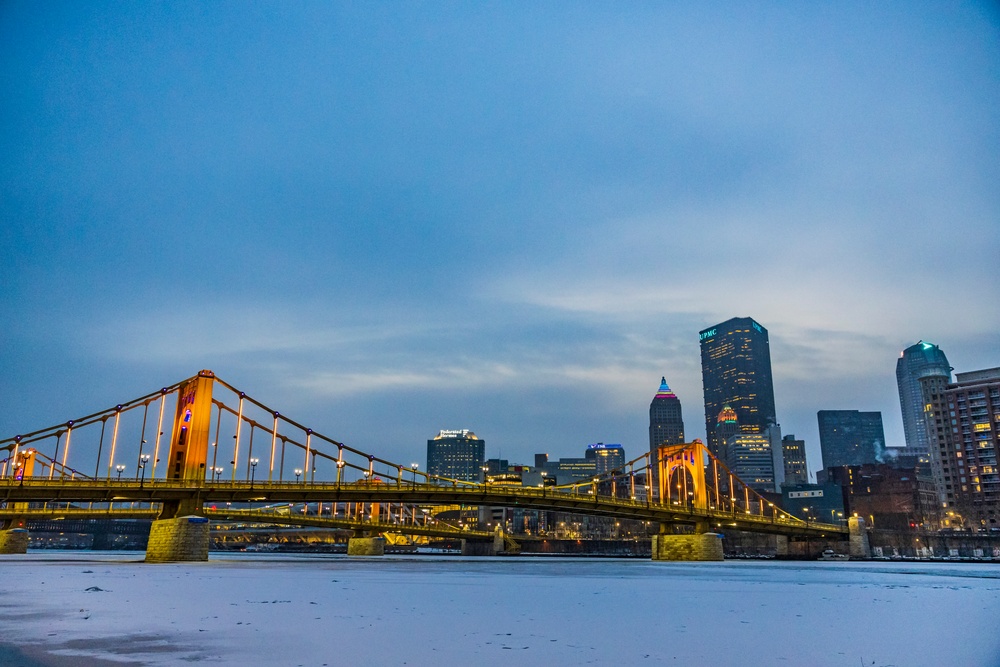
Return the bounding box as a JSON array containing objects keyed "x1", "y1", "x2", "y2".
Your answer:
[{"x1": 1, "y1": 552, "x2": 998, "y2": 666}]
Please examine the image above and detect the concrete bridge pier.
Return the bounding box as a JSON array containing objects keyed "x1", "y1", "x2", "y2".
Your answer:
[
  {"x1": 775, "y1": 535, "x2": 789, "y2": 557},
  {"x1": 145, "y1": 515, "x2": 210, "y2": 562},
  {"x1": 0, "y1": 527, "x2": 29, "y2": 554},
  {"x1": 848, "y1": 516, "x2": 871, "y2": 559},
  {"x1": 651, "y1": 522, "x2": 724, "y2": 561},
  {"x1": 461, "y1": 530, "x2": 506, "y2": 556},
  {"x1": 0, "y1": 517, "x2": 29, "y2": 554},
  {"x1": 347, "y1": 531, "x2": 386, "y2": 556},
  {"x1": 145, "y1": 499, "x2": 210, "y2": 562}
]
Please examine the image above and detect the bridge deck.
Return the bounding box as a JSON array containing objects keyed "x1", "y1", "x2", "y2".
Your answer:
[{"x1": 1, "y1": 478, "x2": 845, "y2": 538}]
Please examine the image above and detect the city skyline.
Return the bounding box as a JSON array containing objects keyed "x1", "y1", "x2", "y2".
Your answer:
[{"x1": 2, "y1": 4, "x2": 998, "y2": 476}]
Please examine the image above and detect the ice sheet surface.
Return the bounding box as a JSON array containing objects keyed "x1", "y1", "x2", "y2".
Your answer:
[{"x1": 1, "y1": 552, "x2": 998, "y2": 666}]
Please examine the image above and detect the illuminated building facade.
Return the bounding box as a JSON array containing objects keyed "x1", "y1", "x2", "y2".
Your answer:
[
  {"x1": 699, "y1": 317, "x2": 777, "y2": 460},
  {"x1": 817, "y1": 410, "x2": 886, "y2": 468},
  {"x1": 896, "y1": 341, "x2": 952, "y2": 457},
  {"x1": 426, "y1": 429, "x2": 485, "y2": 482},
  {"x1": 920, "y1": 368, "x2": 1000, "y2": 530},
  {"x1": 781, "y1": 434, "x2": 809, "y2": 486},
  {"x1": 725, "y1": 433, "x2": 776, "y2": 492},
  {"x1": 585, "y1": 443, "x2": 625, "y2": 474}
]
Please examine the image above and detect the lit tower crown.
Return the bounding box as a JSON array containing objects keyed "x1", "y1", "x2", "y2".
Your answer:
[
  {"x1": 714, "y1": 405, "x2": 740, "y2": 467},
  {"x1": 717, "y1": 406, "x2": 738, "y2": 424},
  {"x1": 654, "y1": 377, "x2": 677, "y2": 400}
]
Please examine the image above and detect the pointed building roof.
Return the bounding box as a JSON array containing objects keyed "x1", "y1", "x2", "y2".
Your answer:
[{"x1": 653, "y1": 376, "x2": 677, "y2": 400}]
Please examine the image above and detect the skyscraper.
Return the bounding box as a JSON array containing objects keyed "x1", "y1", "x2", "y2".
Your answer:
[
  {"x1": 817, "y1": 410, "x2": 886, "y2": 468},
  {"x1": 426, "y1": 429, "x2": 485, "y2": 482},
  {"x1": 920, "y1": 367, "x2": 1000, "y2": 530},
  {"x1": 649, "y1": 376, "x2": 684, "y2": 462},
  {"x1": 699, "y1": 317, "x2": 777, "y2": 459},
  {"x1": 896, "y1": 341, "x2": 952, "y2": 457},
  {"x1": 781, "y1": 434, "x2": 809, "y2": 486},
  {"x1": 725, "y1": 434, "x2": 776, "y2": 493},
  {"x1": 585, "y1": 443, "x2": 626, "y2": 475}
]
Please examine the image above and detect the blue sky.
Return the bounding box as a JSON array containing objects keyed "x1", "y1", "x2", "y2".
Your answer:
[{"x1": 2, "y1": 2, "x2": 998, "y2": 476}]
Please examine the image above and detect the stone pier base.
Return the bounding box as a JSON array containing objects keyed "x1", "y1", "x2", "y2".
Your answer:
[
  {"x1": 0, "y1": 529, "x2": 29, "y2": 554},
  {"x1": 775, "y1": 535, "x2": 789, "y2": 557},
  {"x1": 461, "y1": 539, "x2": 498, "y2": 556},
  {"x1": 145, "y1": 516, "x2": 210, "y2": 563},
  {"x1": 848, "y1": 516, "x2": 871, "y2": 559},
  {"x1": 347, "y1": 537, "x2": 385, "y2": 556},
  {"x1": 652, "y1": 533, "x2": 724, "y2": 561}
]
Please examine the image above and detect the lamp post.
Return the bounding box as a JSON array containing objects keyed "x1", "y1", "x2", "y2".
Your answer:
[
  {"x1": 138, "y1": 454, "x2": 150, "y2": 488},
  {"x1": 411, "y1": 463, "x2": 418, "y2": 489},
  {"x1": 250, "y1": 458, "x2": 259, "y2": 488},
  {"x1": 336, "y1": 460, "x2": 345, "y2": 487},
  {"x1": 136, "y1": 439, "x2": 147, "y2": 478},
  {"x1": 294, "y1": 468, "x2": 302, "y2": 483},
  {"x1": 213, "y1": 466, "x2": 223, "y2": 482},
  {"x1": 115, "y1": 464, "x2": 125, "y2": 481}
]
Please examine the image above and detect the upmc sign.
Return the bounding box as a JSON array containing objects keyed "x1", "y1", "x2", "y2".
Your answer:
[{"x1": 699, "y1": 329, "x2": 716, "y2": 341}]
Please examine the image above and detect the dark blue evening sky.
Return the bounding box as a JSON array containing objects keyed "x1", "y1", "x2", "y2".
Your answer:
[{"x1": 2, "y1": 2, "x2": 998, "y2": 474}]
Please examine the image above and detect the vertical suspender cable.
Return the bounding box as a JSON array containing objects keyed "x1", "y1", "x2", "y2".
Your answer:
[
  {"x1": 268, "y1": 413, "x2": 279, "y2": 482},
  {"x1": 151, "y1": 390, "x2": 167, "y2": 480},
  {"x1": 232, "y1": 395, "x2": 244, "y2": 481},
  {"x1": 106, "y1": 407, "x2": 122, "y2": 478}
]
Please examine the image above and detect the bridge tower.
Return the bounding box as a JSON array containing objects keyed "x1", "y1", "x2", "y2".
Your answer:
[
  {"x1": 0, "y1": 449, "x2": 37, "y2": 553},
  {"x1": 145, "y1": 370, "x2": 215, "y2": 563},
  {"x1": 166, "y1": 370, "x2": 215, "y2": 483},
  {"x1": 652, "y1": 440, "x2": 723, "y2": 561}
]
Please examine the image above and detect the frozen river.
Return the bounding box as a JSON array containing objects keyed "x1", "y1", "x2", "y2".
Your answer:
[{"x1": 1, "y1": 552, "x2": 998, "y2": 666}]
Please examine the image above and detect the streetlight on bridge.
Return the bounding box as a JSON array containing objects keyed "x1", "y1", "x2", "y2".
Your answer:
[
  {"x1": 138, "y1": 454, "x2": 150, "y2": 488},
  {"x1": 249, "y1": 458, "x2": 259, "y2": 488},
  {"x1": 115, "y1": 464, "x2": 125, "y2": 481},
  {"x1": 411, "y1": 463, "x2": 419, "y2": 489},
  {"x1": 294, "y1": 468, "x2": 303, "y2": 483}
]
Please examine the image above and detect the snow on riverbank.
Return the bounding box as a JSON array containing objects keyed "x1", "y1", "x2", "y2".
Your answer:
[{"x1": 1, "y1": 552, "x2": 998, "y2": 666}]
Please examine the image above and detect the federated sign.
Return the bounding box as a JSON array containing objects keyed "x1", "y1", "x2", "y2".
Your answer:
[{"x1": 788, "y1": 490, "x2": 824, "y2": 499}]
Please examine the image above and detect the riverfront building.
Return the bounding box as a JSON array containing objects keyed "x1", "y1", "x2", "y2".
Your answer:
[
  {"x1": 699, "y1": 317, "x2": 777, "y2": 460},
  {"x1": 920, "y1": 367, "x2": 1000, "y2": 530},
  {"x1": 817, "y1": 410, "x2": 886, "y2": 468},
  {"x1": 896, "y1": 341, "x2": 952, "y2": 457},
  {"x1": 426, "y1": 429, "x2": 485, "y2": 482}
]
